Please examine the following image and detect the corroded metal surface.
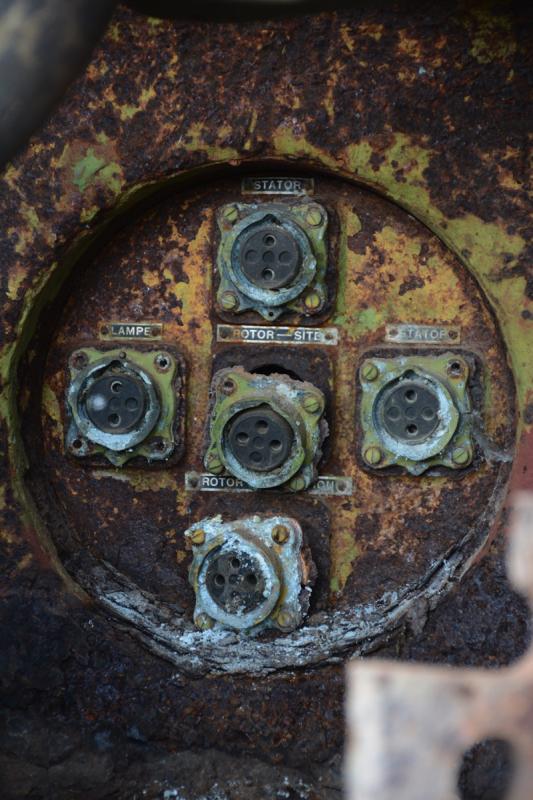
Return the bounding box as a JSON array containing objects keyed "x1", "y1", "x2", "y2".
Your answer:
[
  {"x1": 346, "y1": 492, "x2": 533, "y2": 800},
  {"x1": 15, "y1": 173, "x2": 516, "y2": 677},
  {"x1": 0, "y1": 3, "x2": 531, "y2": 798}
]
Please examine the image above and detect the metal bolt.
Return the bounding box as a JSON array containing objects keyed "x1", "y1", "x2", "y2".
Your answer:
[
  {"x1": 361, "y1": 361, "x2": 379, "y2": 382},
  {"x1": 364, "y1": 446, "x2": 383, "y2": 466},
  {"x1": 305, "y1": 206, "x2": 323, "y2": 226},
  {"x1": 189, "y1": 529, "x2": 206, "y2": 546},
  {"x1": 206, "y1": 454, "x2": 224, "y2": 474},
  {"x1": 220, "y1": 291, "x2": 239, "y2": 311},
  {"x1": 289, "y1": 475, "x2": 306, "y2": 492},
  {"x1": 302, "y1": 394, "x2": 321, "y2": 413},
  {"x1": 272, "y1": 524, "x2": 290, "y2": 544},
  {"x1": 195, "y1": 613, "x2": 214, "y2": 631},
  {"x1": 452, "y1": 445, "x2": 472, "y2": 466},
  {"x1": 304, "y1": 291, "x2": 321, "y2": 311},
  {"x1": 71, "y1": 351, "x2": 88, "y2": 369},
  {"x1": 221, "y1": 377, "x2": 236, "y2": 395},
  {"x1": 155, "y1": 352, "x2": 171, "y2": 371},
  {"x1": 222, "y1": 205, "x2": 239, "y2": 224},
  {"x1": 447, "y1": 359, "x2": 465, "y2": 378},
  {"x1": 277, "y1": 609, "x2": 296, "y2": 629}
]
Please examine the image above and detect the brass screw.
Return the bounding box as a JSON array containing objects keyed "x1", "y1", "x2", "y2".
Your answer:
[
  {"x1": 304, "y1": 291, "x2": 321, "y2": 311},
  {"x1": 452, "y1": 445, "x2": 472, "y2": 466},
  {"x1": 361, "y1": 361, "x2": 379, "y2": 382},
  {"x1": 189, "y1": 529, "x2": 206, "y2": 546},
  {"x1": 272, "y1": 524, "x2": 290, "y2": 544},
  {"x1": 305, "y1": 206, "x2": 323, "y2": 226},
  {"x1": 364, "y1": 446, "x2": 383, "y2": 466},
  {"x1": 220, "y1": 291, "x2": 239, "y2": 311},
  {"x1": 195, "y1": 613, "x2": 214, "y2": 630},
  {"x1": 289, "y1": 475, "x2": 306, "y2": 492},
  {"x1": 222, "y1": 205, "x2": 239, "y2": 224},
  {"x1": 277, "y1": 609, "x2": 296, "y2": 629},
  {"x1": 206, "y1": 454, "x2": 224, "y2": 474},
  {"x1": 302, "y1": 394, "x2": 321, "y2": 413}
]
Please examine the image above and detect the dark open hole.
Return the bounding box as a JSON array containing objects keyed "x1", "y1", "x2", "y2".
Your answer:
[
  {"x1": 457, "y1": 739, "x2": 514, "y2": 800},
  {"x1": 250, "y1": 364, "x2": 301, "y2": 381}
]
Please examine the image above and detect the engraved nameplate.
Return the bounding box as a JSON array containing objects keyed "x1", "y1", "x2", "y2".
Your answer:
[
  {"x1": 185, "y1": 473, "x2": 352, "y2": 497},
  {"x1": 101, "y1": 322, "x2": 163, "y2": 340},
  {"x1": 385, "y1": 324, "x2": 460, "y2": 345},
  {"x1": 217, "y1": 324, "x2": 338, "y2": 346},
  {"x1": 242, "y1": 177, "x2": 314, "y2": 195}
]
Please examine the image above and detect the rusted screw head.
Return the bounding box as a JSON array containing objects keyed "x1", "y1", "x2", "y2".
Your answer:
[
  {"x1": 305, "y1": 206, "x2": 323, "y2": 226},
  {"x1": 304, "y1": 291, "x2": 321, "y2": 311},
  {"x1": 452, "y1": 445, "x2": 472, "y2": 466},
  {"x1": 71, "y1": 351, "x2": 88, "y2": 370},
  {"x1": 195, "y1": 613, "x2": 214, "y2": 631},
  {"x1": 361, "y1": 361, "x2": 379, "y2": 382},
  {"x1": 222, "y1": 205, "x2": 239, "y2": 224},
  {"x1": 302, "y1": 394, "x2": 321, "y2": 414},
  {"x1": 221, "y1": 377, "x2": 236, "y2": 395},
  {"x1": 272, "y1": 524, "x2": 290, "y2": 545},
  {"x1": 189, "y1": 528, "x2": 206, "y2": 546},
  {"x1": 277, "y1": 609, "x2": 296, "y2": 629},
  {"x1": 155, "y1": 352, "x2": 171, "y2": 371},
  {"x1": 220, "y1": 291, "x2": 239, "y2": 311},
  {"x1": 206, "y1": 454, "x2": 224, "y2": 475},
  {"x1": 447, "y1": 359, "x2": 466, "y2": 378},
  {"x1": 364, "y1": 446, "x2": 383, "y2": 466},
  {"x1": 289, "y1": 475, "x2": 306, "y2": 492}
]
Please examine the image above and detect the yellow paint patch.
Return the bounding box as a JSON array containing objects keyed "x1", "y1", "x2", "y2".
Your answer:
[{"x1": 42, "y1": 383, "x2": 62, "y2": 428}]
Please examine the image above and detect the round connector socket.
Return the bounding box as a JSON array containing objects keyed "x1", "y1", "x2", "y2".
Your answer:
[
  {"x1": 238, "y1": 223, "x2": 301, "y2": 289},
  {"x1": 372, "y1": 369, "x2": 460, "y2": 462},
  {"x1": 380, "y1": 380, "x2": 440, "y2": 443},
  {"x1": 197, "y1": 538, "x2": 281, "y2": 630},
  {"x1": 205, "y1": 548, "x2": 267, "y2": 615},
  {"x1": 85, "y1": 374, "x2": 147, "y2": 434},
  {"x1": 69, "y1": 357, "x2": 161, "y2": 452},
  {"x1": 225, "y1": 404, "x2": 294, "y2": 473}
]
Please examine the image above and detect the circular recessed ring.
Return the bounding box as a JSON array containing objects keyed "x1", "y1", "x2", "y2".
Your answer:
[
  {"x1": 227, "y1": 212, "x2": 316, "y2": 307},
  {"x1": 197, "y1": 540, "x2": 281, "y2": 630},
  {"x1": 374, "y1": 371, "x2": 459, "y2": 461},
  {"x1": 68, "y1": 357, "x2": 161, "y2": 451}
]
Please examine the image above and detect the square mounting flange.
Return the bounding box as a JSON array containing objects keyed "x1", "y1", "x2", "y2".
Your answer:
[
  {"x1": 215, "y1": 201, "x2": 328, "y2": 321},
  {"x1": 358, "y1": 352, "x2": 475, "y2": 475},
  {"x1": 65, "y1": 345, "x2": 186, "y2": 467}
]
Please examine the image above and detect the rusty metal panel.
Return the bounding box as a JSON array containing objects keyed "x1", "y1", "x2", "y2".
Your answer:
[{"x1": 0, "y1": 2, "x2": 531, "y2": 798}]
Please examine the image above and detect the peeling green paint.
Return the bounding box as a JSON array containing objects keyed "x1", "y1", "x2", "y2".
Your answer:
[{"x1": 72, "y1": 148, "x2": 122, "y2": 193}]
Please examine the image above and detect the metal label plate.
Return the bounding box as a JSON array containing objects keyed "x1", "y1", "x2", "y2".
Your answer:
[
  {"x1": 185, "y1": 473, "x2": 353, "y2": 497},
  {"x1": 385, "y1": 324, "x2": 461, "y2": 345},
  {"x1": 217, "y1": 324, "x2": 338, "y2": 345},
  {"x1": 242, "y1": 177, "x2": 314, "y2": 195},
  {"x1": 101, "y1": 322, "x2": 163, "y2": 340}
]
